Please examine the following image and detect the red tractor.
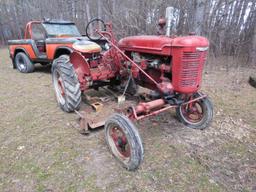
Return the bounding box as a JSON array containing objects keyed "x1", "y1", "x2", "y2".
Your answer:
[{"x1": 52, "y1": 18, "x2": 213, "y2": 170}]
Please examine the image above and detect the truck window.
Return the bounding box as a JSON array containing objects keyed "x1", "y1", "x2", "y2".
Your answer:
[
  {"x1": 42, "y1": 24, "x2": 81, "y2": 37},
  {"x1": 32, "y1": 24, "x2": 46, "y2": 40}
]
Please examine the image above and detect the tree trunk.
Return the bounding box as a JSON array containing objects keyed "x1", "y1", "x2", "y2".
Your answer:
[
  {"x1": 250, "y1": 26, "x2": 256, "y2": 65},
  {"x1": 194, "y1": 0, "x2": 206, "y2": 35},
  {"x1": 97, "y1": 0, "x2": 102, "y2": 19},
  {"x1": 85, "y1": 0, "x2": 91, "y2": 22}
]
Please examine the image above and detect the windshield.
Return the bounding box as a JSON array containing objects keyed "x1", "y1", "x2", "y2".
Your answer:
[{"x1": 43, "y1": 23, "x2": 81, "y2": 37}]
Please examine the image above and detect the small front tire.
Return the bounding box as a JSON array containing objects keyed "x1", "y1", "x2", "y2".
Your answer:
[
  {"x1": 176, "y1": 93, "x2": 213, "y2": 130},
  {"x1": 52, "y1": 55, "x2": 81, "y2": 112},
  {"x1": 105, "y1": 114, "x2": 144, "y2": 171}
]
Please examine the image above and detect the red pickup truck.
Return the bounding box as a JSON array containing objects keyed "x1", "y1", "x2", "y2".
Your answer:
[{"x1": 8, "y1": 19, "x2": 105, "y2": 73}]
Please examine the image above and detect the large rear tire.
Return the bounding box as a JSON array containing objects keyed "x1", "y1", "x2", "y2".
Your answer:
[
  {"x1": 14, "y1": 52, "x2": 34, "y2": 73},
  {"x1": 176, "y1": 93, "x2": 213, "y2": 130},
  {"x1": 52, "y1": 55, "x2": 81, "y2": 112},
  {"x1": 105, "y1": 114, "x2": 144, "y2": 171}
]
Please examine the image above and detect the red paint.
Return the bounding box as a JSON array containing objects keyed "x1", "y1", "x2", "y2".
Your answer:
[
  {"x1": 9, "y1": 20, "x2": 87, "y2": 61},
  {"x1": 171, "y1": 49, "x2": 207, "y2": 93},
  {"x1": 118, "y1": 36, "x2": 172, "y2": 56},
  {"x1": 9, "y1": 44, "x2": 37, "y2": 59},
  {"x1": 11, "y1": 20, "x2": 211, "y2": 129},
  {"x1": 118, "y1": 35, "x2": 209, "y2": 94},
  {"x1": 135, "y1": 99, "x2": 166, "y2": 115},
  {"x1": 46, "y1": 43, "x2": 75, "y2": 60},
  {"x1": 110, "y1": 126, "x2": 131, "y2": 158},
  {"x1": 128, "y1": 94, "x2": 207, "y2": 121},
  {"x1": 25, "y1": 21, "x2": 41, "y2": 39}
]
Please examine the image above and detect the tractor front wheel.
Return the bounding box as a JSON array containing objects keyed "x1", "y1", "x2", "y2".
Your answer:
[
  {"x1": 176, "y1": 93, "x2": 213, "y2": 130},
  {"x1": 105, "y1": 114, "x2": 144, "y2": 171},
  {"x1": 52, "y1": 55, "x2": 81, "y2": 112}
]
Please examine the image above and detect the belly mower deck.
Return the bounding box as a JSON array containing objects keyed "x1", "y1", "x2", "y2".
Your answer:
[
  {"x1": 76, "y1": 88, "x2": 139, "y2": 134},
  {"x1": 75, "y1": 87, "x2": 207, "y2": 134}
]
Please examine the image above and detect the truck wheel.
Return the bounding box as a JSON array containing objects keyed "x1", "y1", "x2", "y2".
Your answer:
[
  {"x1": 14, "y1": 52, "x2": 34, "y2": 73},
  {"x1": 105, "y1": 114, "x2": 144, "y2": 171},
  {"x1": 176, "y1": 93, "x2": 213, "y2": 130},
  {"x1": 52, "y1": 55, "x2": 81, "y2": 112},
  {"x1": 249, "y1": 76, "x2": 256, "y2": 88}
]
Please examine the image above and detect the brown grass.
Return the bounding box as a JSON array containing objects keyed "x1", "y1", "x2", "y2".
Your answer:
[{"x1": 0, "y1": 47, "x2": 255, "y2": 192}]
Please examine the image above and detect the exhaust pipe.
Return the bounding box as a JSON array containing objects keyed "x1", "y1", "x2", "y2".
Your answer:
[{"x1": 165, "y1": 7, "x2": 173, "y2": 37}]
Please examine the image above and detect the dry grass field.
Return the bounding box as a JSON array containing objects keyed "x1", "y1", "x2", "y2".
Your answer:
[{"x1": 0, "y1": 48, "x2": 255, "y2": 192}]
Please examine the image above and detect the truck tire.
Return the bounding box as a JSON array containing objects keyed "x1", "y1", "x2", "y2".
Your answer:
[
  {"x1": 105, "y1": 114, "x2": 144, "y2": 171},
  {"x1": 176, "y1": 93, "x2": 213, "y2": 130},
  {"x1": 249, "y1": 76, "x2": 256, "y2": 88},
  {"x1": 52, "y1": 55, "x2": 81, "y2": 112},
  {"x1": 14, "y1": 52, "x2": 34, "y2": 73}
]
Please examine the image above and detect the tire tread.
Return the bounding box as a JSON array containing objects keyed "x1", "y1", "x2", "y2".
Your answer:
[
  {"x1": 52, "y1": 55, "x2": 81, "y2": 112},
  {"x1": 105, "y1": 114, "x2": 144, "y2": 171}
]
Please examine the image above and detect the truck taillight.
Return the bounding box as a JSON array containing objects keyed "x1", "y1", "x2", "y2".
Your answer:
[{"x1": 172, "y1": 50, "x2": 207, "y2": 93}]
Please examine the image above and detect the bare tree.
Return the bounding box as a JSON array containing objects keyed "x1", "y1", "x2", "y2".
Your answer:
[{"x1": 0, "y1": 0, "x2": 255, "y2": 66}]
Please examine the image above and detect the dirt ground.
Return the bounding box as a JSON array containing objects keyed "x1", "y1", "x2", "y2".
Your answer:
[{"x1": 0, "y1": 47, "x2": 255, "y2": 192}]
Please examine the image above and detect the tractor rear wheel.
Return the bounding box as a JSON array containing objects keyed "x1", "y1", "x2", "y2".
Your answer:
[
  {"x1": 52, "y1": 55, "x2": 81, "y2": 112},
  {"x1": 176, "y1": 93, "x2": 213, "y2": 130},
  {"x1": 105, "y1": 114, "x2": 144, "y2": 171},
  {"x1": 14, "y1": 52, "x2": 34, "y2": 73}
]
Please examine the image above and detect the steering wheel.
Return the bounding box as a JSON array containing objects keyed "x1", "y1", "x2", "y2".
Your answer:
[{"x1": 86, "y1": 18, "x2": 106, "y2": 41}]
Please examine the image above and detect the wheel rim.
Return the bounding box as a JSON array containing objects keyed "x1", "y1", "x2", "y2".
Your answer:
[
  {"x1": 53, "y1": 70, "x2": 66, "y2": 105},
  {"x1": 16, "y1": 55, "x2": 26, "y2": 71},
  {"x1": 107, "y1": 124, "x2": 131, "y2": 163},
  {"x1": 180, "y1": 100, "x2": 205, "y2": 125}
]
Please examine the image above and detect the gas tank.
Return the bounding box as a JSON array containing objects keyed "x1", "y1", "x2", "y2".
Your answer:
[{"x1": 118, "y1": 35, "x2": 209, "y2": 56}]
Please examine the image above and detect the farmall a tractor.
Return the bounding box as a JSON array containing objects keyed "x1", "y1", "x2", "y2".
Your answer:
[{"x1": 51, "y1": 16, "x2": 213, "y2": 170}]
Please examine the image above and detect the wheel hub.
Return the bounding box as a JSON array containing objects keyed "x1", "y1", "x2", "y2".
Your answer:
[
  {"x1": 110, "y1": 127, "x2": 130, "y2": 158},
  {"x1": 53, "y1": 70, "x2": 66, "y2": 105},
  {"x1": 18, "y1": 56, "x2": 26, "y2": 70},
  {"x1": 182, "y1": 102, "x2": 204, "y2": 123},
  {"x1": 58, "y1": 78, "x2": 65, "y2": 96}
]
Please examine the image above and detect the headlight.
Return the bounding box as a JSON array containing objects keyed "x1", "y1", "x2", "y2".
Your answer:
[{"x1": 196, "y1": 47, "x2": 209, "y2": 52}]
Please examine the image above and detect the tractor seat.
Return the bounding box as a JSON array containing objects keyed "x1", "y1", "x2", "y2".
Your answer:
[{"x1": 73, "y1": 40, "x2": 102, "y2": 54}]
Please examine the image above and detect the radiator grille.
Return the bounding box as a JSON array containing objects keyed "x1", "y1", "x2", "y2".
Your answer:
[{"x1": 179, "y1": 51, "x2": 206, "y2": 88}]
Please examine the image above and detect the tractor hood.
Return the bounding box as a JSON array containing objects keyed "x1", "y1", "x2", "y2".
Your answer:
[{"x1": 118, "y1": 35, "x2": 209, "y2": 55}]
